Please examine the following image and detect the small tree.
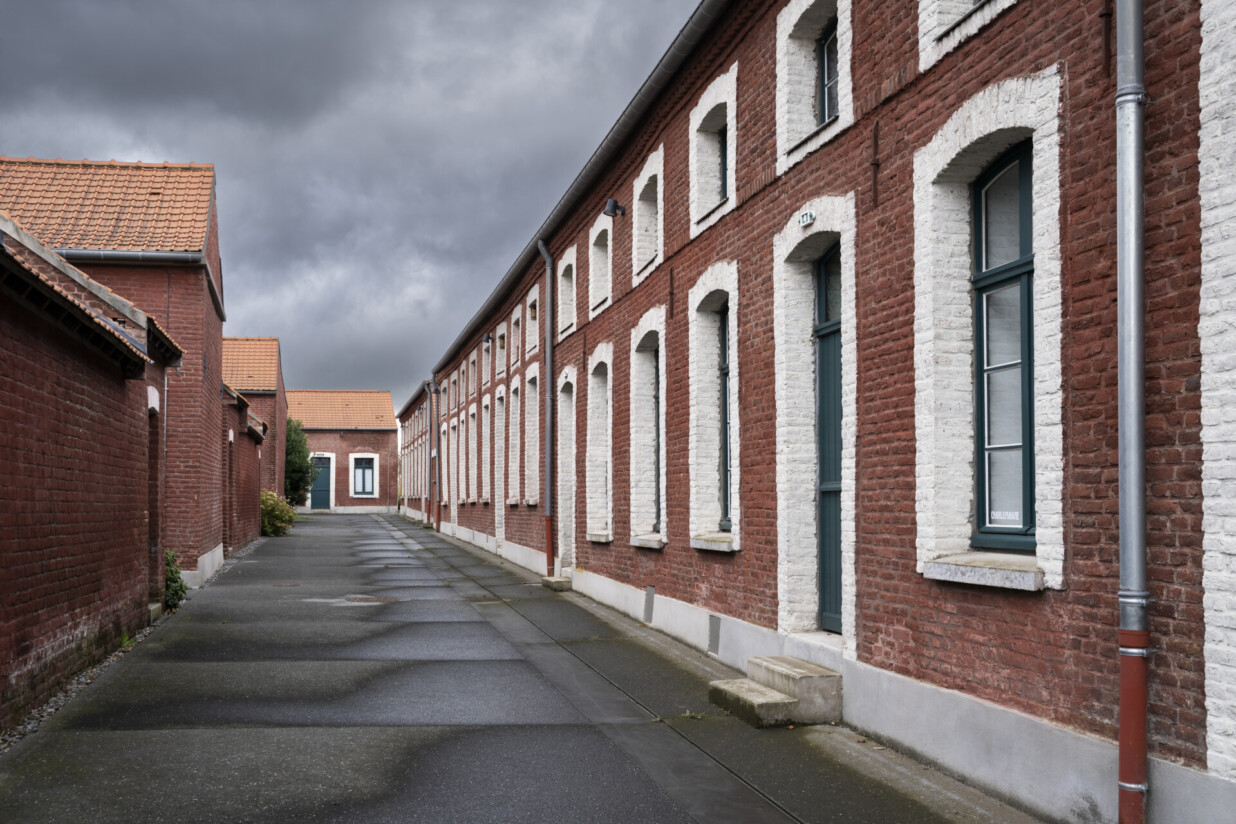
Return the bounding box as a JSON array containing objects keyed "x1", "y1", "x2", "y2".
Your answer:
[{"x1": 284, "y1": 418, "x2": 318, "y2": 506}]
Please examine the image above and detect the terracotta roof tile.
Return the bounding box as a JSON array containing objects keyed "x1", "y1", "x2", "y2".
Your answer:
[
  {"x1": 287, "y1": 390, "x2": 396, "y2": 430},
  {"x1": 222, "y1": 337, "x2": 282, "y2": 391},
  {"x1": 0, "y1": 157, "x2": 214, "y2": 253}
]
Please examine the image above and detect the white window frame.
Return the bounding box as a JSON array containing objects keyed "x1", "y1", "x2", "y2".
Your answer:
[
  {"x1": 689, "y1": 63, "x2": 738, "y2": 238},
  {"x1": 688, "y1": 261, "x2": 740, "y2": 550},
  {"x1": 467, "y1": 403, "x2": 478, "y2": 503},
  {"x1": 481, "y1": 394, "x2": 492, "y2": 503},
  {"x1": 526, "y1": 286, "x2": 540, "y2": 356},
  {"x1": 589, "y1": 213, "x2": 614, "y2": 319},
  {"x1": 508, "y1": 376, "x2": 522, "y2": 505},
  {"x1": 912, "y1": 65, "x2": 1063, "y2": 590},
  {"x1": 346, "y1": 452, "x2": 377, "y2": 500},
  {"x1": 586, "y1": 342, "x2": 614, "y2": 542},
  {"x1": 482, "y1": 339, "x2": 492, "y2": 387},
  {"x1": 632, "y1": 145, "x2": 665, "y2": 284},
  {"x1": 558, "y1": 246, "x2": 578, "y2": 340},
  {"x1": 629, "y1": 306, "x2": 668, "y2": 547},
  {"x1": 918, "y1": 0, "x2": 1022, "y2": 73},
  {"x1": 510, "y1": 307, "x2": 523, "y2": 367},
  {"x1": 496, "y1": 322, "x2": 508, "y2": 377},
  {"x1": 525, "y1": 364, "x2": 540, "y2": 505},
  {"x1": 775, "y1": 0, "x2": 854, "y2": 175}
]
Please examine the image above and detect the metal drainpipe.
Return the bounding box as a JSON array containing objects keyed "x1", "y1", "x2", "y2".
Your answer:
[
  {"x1": 538, "y1": 240, "x2": 556, "y2": 578},
  {"x1": 1116, "y1": 0, "x2": 1149, "y2": 821}
]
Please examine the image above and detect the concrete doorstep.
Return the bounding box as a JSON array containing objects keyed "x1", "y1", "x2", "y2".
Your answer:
[{"x1": 710, "y1": 655, "x2": 842, "y2": 727}]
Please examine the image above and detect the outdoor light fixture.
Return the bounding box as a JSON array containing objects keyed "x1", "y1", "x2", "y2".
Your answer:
[{"x1": 603, "y1": 198, "x2": 625, "y2": 217}]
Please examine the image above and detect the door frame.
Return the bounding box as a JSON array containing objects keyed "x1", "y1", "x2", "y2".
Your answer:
[{"x1": 310, "y1": 452, "x2": 335, "y2": 510}]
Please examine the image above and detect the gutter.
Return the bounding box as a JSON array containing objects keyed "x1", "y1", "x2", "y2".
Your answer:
[
  {"x1": 56, "y1": 248, "x2": 227, "y2": 322},
  {"x1": 432, "y1": 0, "x2": 734, "y2": 375},
  {"x1": 1115, "y1": 1, "x2": 1149, "y2": 821}
]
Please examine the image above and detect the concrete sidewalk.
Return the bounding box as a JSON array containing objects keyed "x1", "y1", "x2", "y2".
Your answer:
[{"x1": 0, "y1": 515, "x2": 1041, "y2": 823}]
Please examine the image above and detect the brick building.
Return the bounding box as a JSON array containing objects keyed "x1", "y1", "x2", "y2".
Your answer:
[
  {"x1": 288, "y1": 390, "x2": 398, "y2": 513},
  {"x1": 398, "y1": 0, "x2": 1236, "y2": 819},
  {"x1": 0, "y1": 212, "x2": 181, "y2": 730},
  {"x1": 0, "y1": 158, "x2": 229, "y2": 588},
  {"x1": 221, "y1": 383, "x2": 266, "y2": 552},
  {"x1": 222, "y1": 337, "x2": 287, "y2": 495}
]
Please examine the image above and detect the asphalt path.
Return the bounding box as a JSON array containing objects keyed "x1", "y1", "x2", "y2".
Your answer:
[{"x1": 0, "y1": 515, "x2": 1042, "y2": 823}]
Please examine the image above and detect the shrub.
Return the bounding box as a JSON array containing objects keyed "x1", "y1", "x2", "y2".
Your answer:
[
  {"x1": 284, "y1": 419, "x2": 318, "y2": 506},
  {"x1": 164, "y1": 549, "x2": 187, "y2": 610},
  {"x1": 261, "y1": 489, "x2": 297, "y2": 537}
]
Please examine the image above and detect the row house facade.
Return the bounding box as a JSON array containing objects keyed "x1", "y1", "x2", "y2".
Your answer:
[
  {"x1": 397, "y1": 0, "x2": 1233, "y2": 821},
  {"x1": 289, "y1": 390, "x2": 398, "y2": 513},
  {"x1": 222, "y1": 337, "x2": 288, "y2": 496}
]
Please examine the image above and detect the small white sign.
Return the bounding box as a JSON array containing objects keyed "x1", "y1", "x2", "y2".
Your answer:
[{"x1": 799, "y1": 210, "x2": 815, "y2": 227}]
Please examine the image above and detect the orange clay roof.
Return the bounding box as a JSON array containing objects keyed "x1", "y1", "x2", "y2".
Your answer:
[
  {"x1": 0, "y1": 157, "x2": 214, "y2": 253},
  {"x1": 287, "y1": 390, "x2": 396, "y2": 430},
  {"x1": 222, "y1": 337, "x2": 282, "y2": 392}
]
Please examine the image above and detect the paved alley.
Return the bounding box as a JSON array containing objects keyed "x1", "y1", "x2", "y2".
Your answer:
[{"x1": 0, "y1": 516, "x2": 1040, "y2": 823}]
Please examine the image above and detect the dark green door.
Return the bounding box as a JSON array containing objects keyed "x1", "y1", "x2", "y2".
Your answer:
[
  {"x1": 311, "y1": 456, "x2": 331, "y2": 510},
  {"x1": 816, "y1": 247, "x2": 842, "y2": 633}
]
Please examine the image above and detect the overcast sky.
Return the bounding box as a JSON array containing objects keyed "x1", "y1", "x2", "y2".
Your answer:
[{"x1": 0, "y1": 0, "x2": 701, "y2": 408}]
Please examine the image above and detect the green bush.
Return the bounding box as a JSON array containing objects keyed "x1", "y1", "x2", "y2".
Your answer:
[
  {"x1": 261, "y1": 489, "x2": 297, "y2": 537},
  {"x1": 164, "y1": 549, "x2": 187, "y2": 610}
]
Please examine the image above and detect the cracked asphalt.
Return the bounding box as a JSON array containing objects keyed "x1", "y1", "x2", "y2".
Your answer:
[{"x1": 0, "y1": 514, "x2": 1042, "y2": 823}]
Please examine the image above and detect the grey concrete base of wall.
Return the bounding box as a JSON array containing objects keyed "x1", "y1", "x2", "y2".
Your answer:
[
  {"x1": 420, "y1": 526, "x2": 1236, "y2": 823},
  {"x1": 180, "y1": 543, "x2": 223, "y2": 589}
]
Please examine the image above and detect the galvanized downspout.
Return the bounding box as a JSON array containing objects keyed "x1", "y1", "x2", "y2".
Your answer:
[
  {"x1": 538, "y1": 240, "x2": 556, "y2": 578},
  {"x1": 1116, "y1": 1, "x2": 1149, "y2": 821}
]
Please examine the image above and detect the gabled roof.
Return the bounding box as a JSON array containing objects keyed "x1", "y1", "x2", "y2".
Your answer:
[
  {"x1": 287, "y1": 390, "x2": 396, "y2": 431},
  {"x1": 0, "y1": 157, "x2": 214, "y2": 253},
  {"x1": 223, "y1": 337, "x2": 282, "y2": 392}
]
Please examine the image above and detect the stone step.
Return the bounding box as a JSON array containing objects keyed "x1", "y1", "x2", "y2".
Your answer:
[
  {"x1": 708, "y1": 678, "x2": 796, "y2": 728},
  {"x1": 747, "y1": 656, "x2": 842, "y2": 724}
]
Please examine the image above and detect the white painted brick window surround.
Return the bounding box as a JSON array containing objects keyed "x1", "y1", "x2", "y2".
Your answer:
[
  {"x1": 496, "y1": 322, "x2": 508, "y2": 377},
  {"x1": 467, "y1": 403, "x2": 478, "y2": 503},
  {"x1": 918, "y1": 0, "x2": 1022, "y2": 73},
  {"x1": 589, "y1": 213, "x2": 614, "y2": 319},
  {"x1": 438, "y1": 425, "x2": 448, "y2": 504},
  {"x1": 481, "y1": 394, "x2": 491, "y2": 503},
  {"x1": 1199, "y1": 0, "x2": 1236, "y2": 779},
  {"x1": 586, "y1": 342, "x2": 614, "y2": 542},
  {"x1": 510, "y1": 306, "x2": 523, "y2": 366},
  {"x1": 482, "y1": 339, "x2": 491, "y2": 387},
  {"x1": 448, "y1": 421, "x2": 458, "y2": 515},
  {"x1": 629, "y1": 306, "x2": 668, "y2": 547},
  {"x1": 558, "y1": 366, "x2": 578, "y2": 570},
  {"x1": 493, "y1": 387, "x2": 506, "y2": 542},
  {"x1": 508, "y1": 377, "x2": 522, "y2": 505},
  {"x1": 526, "y1": 286, "x2": 540, "y2": 355},
  {"x1": 689, "y1": 63, "x2": 738, "y2": 239},
  {"x1": 632, "y1": 146, "x2": 665, "y2": 285},
  {"x1": 688, "y1": 261, "x2": 740, "y2": 550},
  {"x1": 775, "y1": 0, "x2": 853, "y2": 175},
  {"x1": 558, "y1": 246, "x2": 578, "y2": 339},
  {"x1": 912, "y1": 66, "x2": 1063, "y2": 588},
  {"x1": 525, "y1": 364, "x2": 540, "y2": 505},
  {"x1": 773, "y1": 194, "x2": 857, "y2": 652}
]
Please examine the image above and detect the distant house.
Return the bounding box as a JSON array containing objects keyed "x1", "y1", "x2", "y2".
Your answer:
[
  {"x1": 222, "y1": 337, "x2": 287, "y2": 495},
  {"x1": 0, "y1": 157, "x2": 228, "y2": 587},
  {"x1": 287, "y1": 390, "x2": 397, "y2": 513},
  {"x1": 0, "y1": 210, "x2": 181, "y2": 730},
  {"x1": 221, "y1": 382, "x2": 266, "y2": 552}
]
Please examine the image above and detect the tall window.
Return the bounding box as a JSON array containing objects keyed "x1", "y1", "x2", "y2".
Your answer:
[
  {"x1": 468, "y1": 407, "x2": 478, "y2": 502},
  {"x1": 586, "y1": 356, "x2": 612, "y2": 540},
  {"x1": 973, "y1": 142, "x2": 1034, "y2": 549},
  {"x1": 630, "y1": 321, "x2": 665, "y2": 541},
  {"x1": 718, "y1": 301, "x2": 732, "y2": 532},
  {"x1": 817, "y1": 21, "x2": 839, "y2": 125},
  {"x1": 590, "y1": 214, "x2": 613, "y2": 317},
  {"x1": 353, "y1": 457, "x2": 374, "y2": 496},
  {"x1": 481, "y1": 398, "x2": 491, "y2": 502},
  {"x1": 525, "y1": 372, "x2": 540, "y2": 503},
  {"x1": 689, "y1": 64, "x2": 737, "y2": 237},
  {"x1": 511, "y1": 311, "x2": 522, "y2": 365},
  {"x1": 559, "y1": 250, "x2": 577, "y2": 336},
  {"x1": 482, "y1": 340, "x2": 492, "y2": 386},
  {"x1": 508, "y1": 382, "x2": 522, "y2": 504}
]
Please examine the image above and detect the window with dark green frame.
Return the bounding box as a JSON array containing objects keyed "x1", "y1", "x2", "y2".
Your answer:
[
  {"x1": 973, "y1": 141, "x2": 1034, "y2": 551},
  {"x1": 354, "y1": 457, "x2": 375, "y2": 497},
  {"x1": 718, "y1": 302, "x2": 731, "y2": 532},
  {"x1": 817, "y1": 21, "x2": 839, "y2": 126},
  {"x1": 718, "y1": 125, "x2": 729, "y2": 202}
]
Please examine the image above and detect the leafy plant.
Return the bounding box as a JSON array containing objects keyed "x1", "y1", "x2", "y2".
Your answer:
[
  {"x1": 261, "y1": 489, "x2": 297, "y2": 537},
  {"x1": 284, "y1": 418, "x2": 319, "y2": 506},
  {"x1": 164, "y1": 549, "x2": 187, "y2": 610}
]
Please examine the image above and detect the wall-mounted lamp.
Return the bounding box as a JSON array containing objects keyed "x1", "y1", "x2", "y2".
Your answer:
[
  {"x1": 603, "y1": 198, "x2": 625, "y2": 217},
  {"x1": 483, "y1": 333, "x2": 493, "y2": 344}
]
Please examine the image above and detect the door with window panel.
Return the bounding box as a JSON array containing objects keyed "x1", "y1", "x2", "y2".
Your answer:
[{"x1": 815, "y1": 245, "x2": 842, "y2": 633}]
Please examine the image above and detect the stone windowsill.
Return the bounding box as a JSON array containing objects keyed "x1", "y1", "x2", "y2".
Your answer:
[
  {"x1": 467, "y1": 498, "x2": 477, "y2": 505},
  {"x1": 587, "y1": 532, "x2": 613, "y2": 544},
  {"x1": 507, "y1": 498, "x2": 521, "y2": 507},
  {"x1": 692, "y1": 533, "x2": 736, "y2": 553},
  {"x1": 524, "y1": 498, "x2": 538, "y2": 507},
  {"x1": 922, "y1": 551, "x2": 1044, "y2": 591},
  {"x1": 480, "y1": 497, "x2": 490, "y2": 505},
  {"x1": 695, "y1": 196, "x2": 732, "y2": 226},
  {"x1": 631, "y1": 534, "x2": 666, "y2": 550}
]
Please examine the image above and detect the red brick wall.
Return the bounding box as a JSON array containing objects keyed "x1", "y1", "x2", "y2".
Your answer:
[
  {"x1": 244, "y1": 391, "x2": 287, "y2": 495},
  {"x1": 426, "y1": 0, "x2": 1207, "y2": 766},
  {"x1": 304, "y1": 430, "x2": 398, "y2": 508},
  {"x1": 78, "y1": 263, "x2": 225, "y2": 569},
  {"x1": 221, "y1": 400, "x2": 262, "y2": 551},
  {"x1": 0, "y1": 296, "x2": 152, "y2": 731}
]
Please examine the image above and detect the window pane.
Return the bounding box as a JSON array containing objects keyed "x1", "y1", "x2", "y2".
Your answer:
[
  {"x1": 984, "y1": 284, "x2": 1021, "y2": 367},
  {"x1": 982, "y1": 161, "x2": 1021, "y2": 270},
  {"x1": 986, "y1": 366, "x2": 1022, "y2": 446},
  {"x1": 824, "y1": 253, "x2": 841, "y2": 322},
  {"x1": 987, "y1": 449, "x2": 1023, "y2": 527},
  {"x1": 823, "y1": 33, "x2": 838, "y2": 121}
]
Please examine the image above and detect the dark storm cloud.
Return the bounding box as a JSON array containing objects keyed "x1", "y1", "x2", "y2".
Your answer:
[{"x1": 0, "y1": 0, "x2": 700, "y2": 406}]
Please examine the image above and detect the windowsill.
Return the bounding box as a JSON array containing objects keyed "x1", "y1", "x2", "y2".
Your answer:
[
  {"x1": 467, "y1": 498, "x2": 477, "y2": 505},
  {"x1": 587, "y1": 532, "x2": 613, "y2": 544},
  {"x1": 691, "y1": 533, "x2": 736, "y2": 553},
  {"x1": 480, "y1": 497, "x2": 490, "y2": 505},
  {"x1": 786, "y1": 114, "x2": 842, "y2": 157},
  {"x1": 507, "y1": 498, "x2": 520, "y2": 507},
  {"x1": 634, "y1": 258, "x2": 657, "y2": 281},
  {"x1": 938, "y1": 0, "x2": 999, "y2": 41},
  {"x1": 524, "y1": 498, "x2": 538, "y2": 507},
  {"x1": 923, "y1": 551, "x2": 1044, "y2": 591},
  {"x1": 631, "y1": 534, "x2": 666, "y2": 550},
  {"x1": 590, "y1": 298, "x2": 611, "y2": 319},
  {"x1": 695, "y1": 197, "x2": 732, "y2": 226}
]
